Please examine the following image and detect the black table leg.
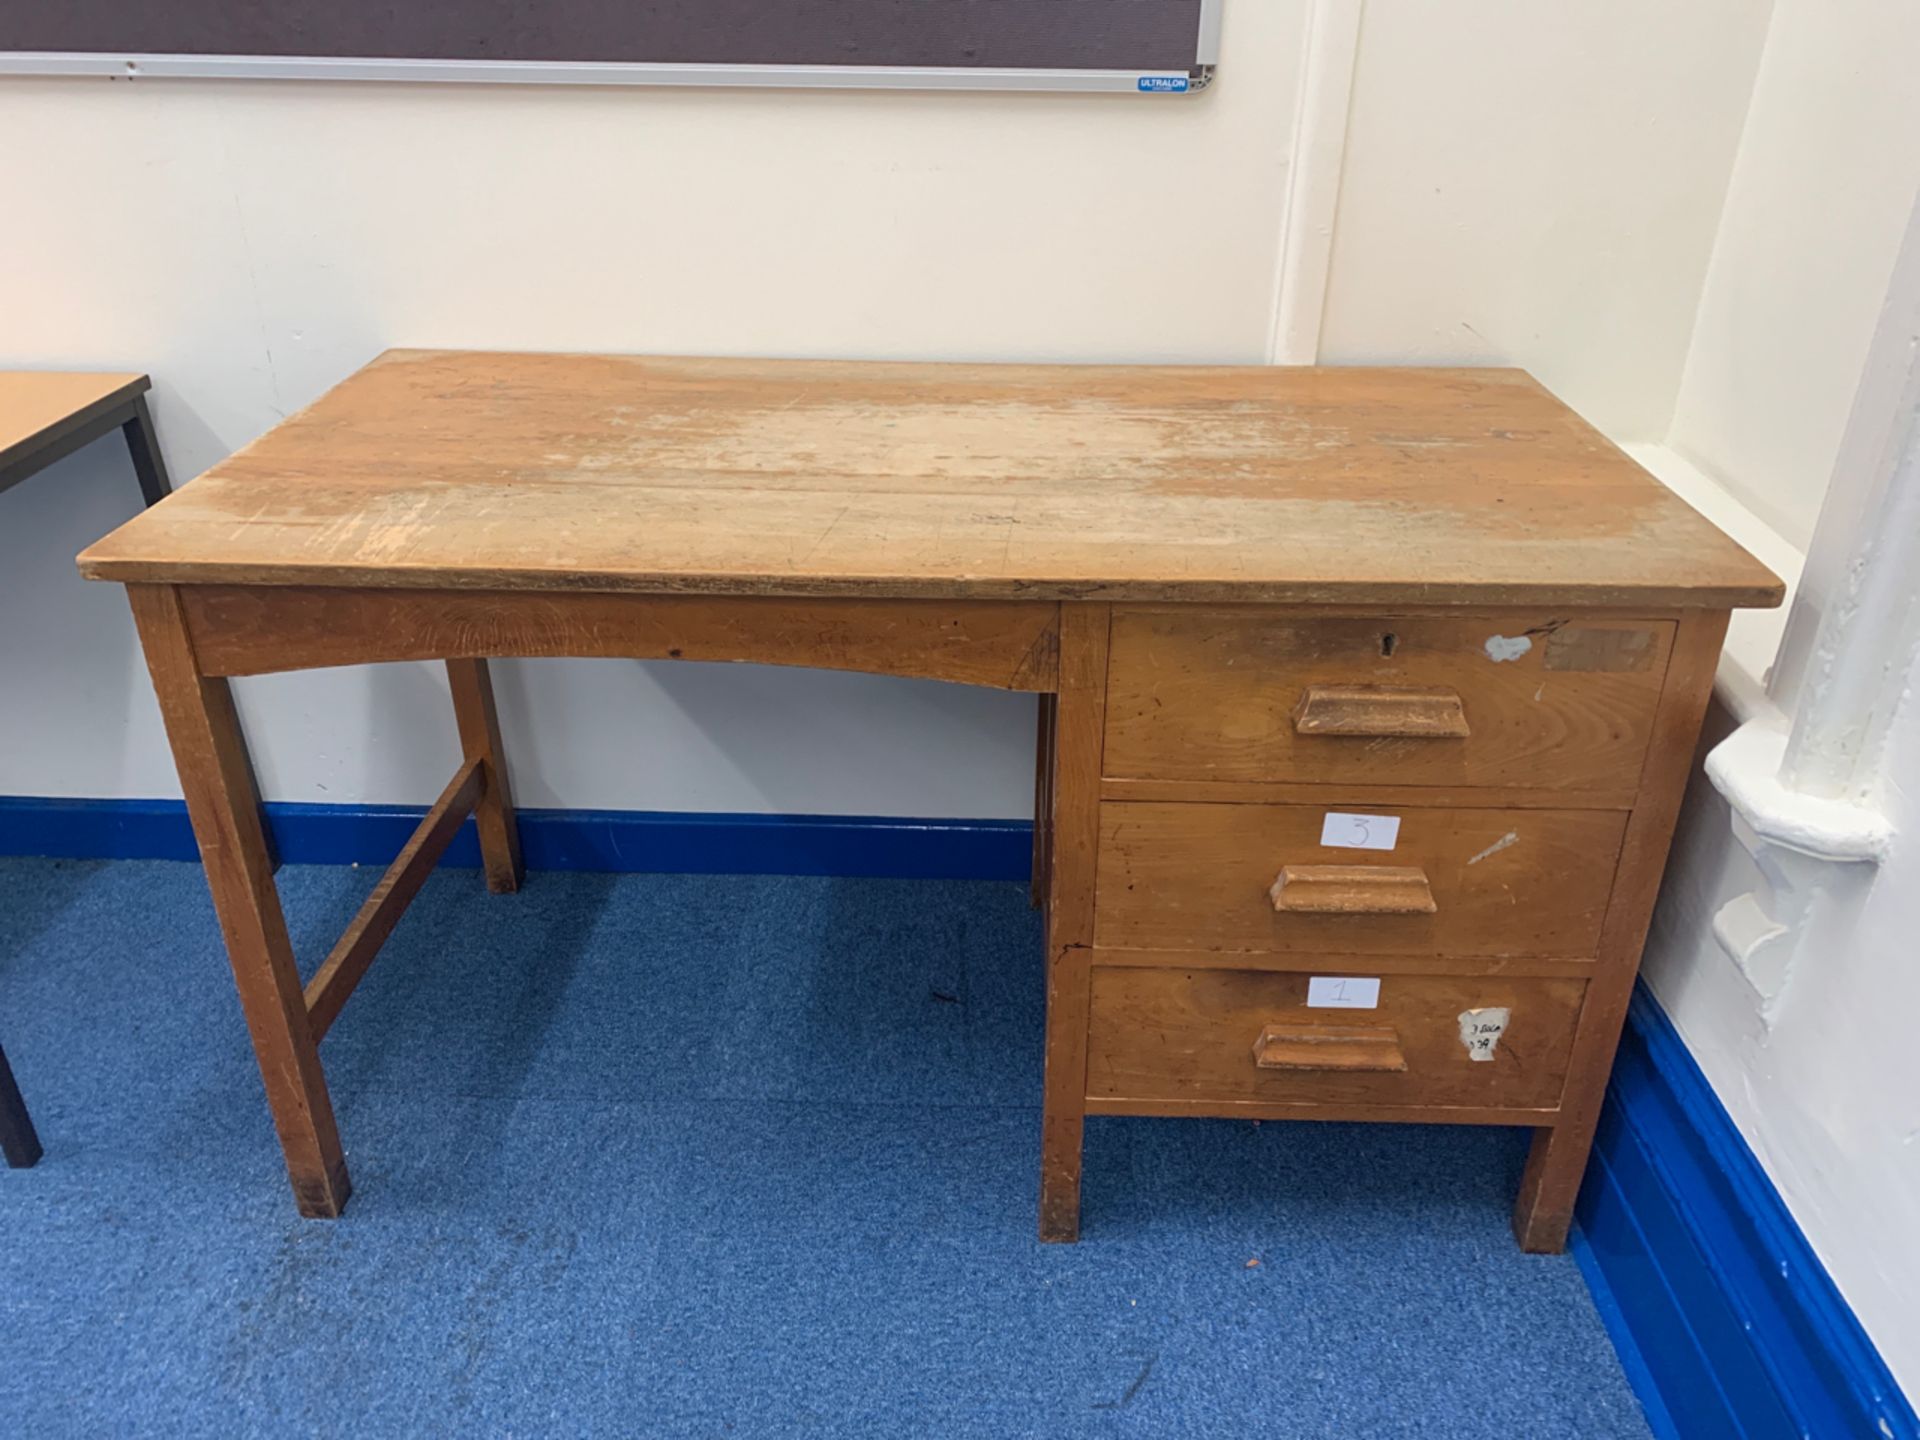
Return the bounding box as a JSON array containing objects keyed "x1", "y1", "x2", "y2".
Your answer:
[
  {"x1": 0, "y1": 1042, "x2": 42, "y2": 1169},
  {"x1": 120, "y1": 394, "x2": 173, "y2": 508}
]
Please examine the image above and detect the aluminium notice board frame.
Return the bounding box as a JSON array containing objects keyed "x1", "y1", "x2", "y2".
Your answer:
[{"x1": 0, "y1": 0, "x2": 1223, "y2": 94}]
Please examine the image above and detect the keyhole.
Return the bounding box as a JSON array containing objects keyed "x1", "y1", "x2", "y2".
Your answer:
[{"x1": 1381, "y1": 632, "x2": 1398, "y2": 657}]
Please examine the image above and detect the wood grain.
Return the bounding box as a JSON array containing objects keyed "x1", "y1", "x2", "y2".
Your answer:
[
  {"x1": 1091, "y1": 948, "x2": 1596, "y2": 979},
  {"x1": 76, "y1": 352, "x2": 1783, "y2": 609},
  {"x1": 1095, "y1": 802, "x2": 1626, "y2": 957},
  {"x1": 1038, "y1": 604, "x2": 1110, "y2": 1243},
  {"x1": 1269, "y1": 865, "x2": 1437, "y2": 915},
  {"x1": 1252, "y1": 1023, "x2": 1408, "y2": 1072},
  {"x1": 1512, "y1": 609, "x2": 1730, "y2": 1253},
  {"x1": 1085, "y1": 966, "x2": 1583, "y2": 1111},
  {"x1": 125, "y1": 583, "x2": 350, "y2": 1218},
  {"x1": 178, "y1": 585, "x2": 1060, "y2": 692},
  {"x1": 1104, "y1": 609, "x2": 1675, "y2": 790},
  {"x1": 446, "y1": 658, "x2": 524, "y2": 894},
  {"x1": 1098, "y1": 777, "x2": 1640, "y2": 810},
  {"x1": 1292, "y1": 684, "x2": 1471, "y2": 738},
  {"x1": 304, "y1": 760, "x2": 482, "y2": 1042},
  {"x1": 1085, "y1": 1096, "x2": 1560, "y2": 1126}
]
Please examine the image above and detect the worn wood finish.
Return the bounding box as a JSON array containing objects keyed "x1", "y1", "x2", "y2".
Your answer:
[
  {"x1": 82, "y1": 354, "x2": 1781, "y2": 1243},
  {"x1": 177, "y1": 585, "x2": 1060, "y2": 692},
  {"x1": 446, "y1": 658, "x2": 524, "y2": 894},
  {"x1": 1292, "y1": 684, "x2": 1471, "y2": 738},
  {"x1": 1252, "y1": 1023, "x2": 1408, "y2": 1072},
  {"x1": 125, "y1": 584, "x2": 350, "y2": 1217},
  {"x1": 1092, "y1": 948, "x2": 1597, "y2": 979},
  {"x1": 1095, "y1": 802, "x2": 1626, "y2": 958},
  {"x1": 1038, "y1": 605, "x2": 1109, "y2": 1243},
  {"x1": 1099, "y1": 776, "x2": 1641, "y2": 811},
  {"x1": 1085, "y1": 1096, "x2": 1561, "y2": 1126},
  {"x1": 1270, "y1": 865, "x2": 1437, "y2": 915},
  {"x1": 1512, "y1": 609, "x2": 1731, "y2": 1253},
  {"x1": 304, "y1": 759, "x2": 483, "y2": 1043},
  {"x1": 76, "y1": 352, "x2": 1783, "y2": 609},
  {"x1": 1104, "y1": 610, "x2": 1675, "y2": 791},
  {"x1": 1086, "y1": 966, "x2": 1584, "y2": 1111}
]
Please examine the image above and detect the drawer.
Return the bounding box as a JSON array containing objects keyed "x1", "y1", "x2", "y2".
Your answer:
[
  {"x1": 1103, "y1": 609, "x2": 1674, "y2": 792},
  {"x1": 1095, "y1": 802, "x2": 1625, "y2": 957},
  {"x1": 1085, "y1": 964, "x2": 1583, "y2": 1112}
]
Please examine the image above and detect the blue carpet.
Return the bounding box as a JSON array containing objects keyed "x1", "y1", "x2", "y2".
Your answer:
[{"x1": 0, "y1": 857, "x2": 1652, "y2": 1438}]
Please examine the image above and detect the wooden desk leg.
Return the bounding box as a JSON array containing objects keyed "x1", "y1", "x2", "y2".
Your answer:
[
  {"x1": 0, "y1": 1042, "x2": 43, "y2": 1169},
  {"x1": 120, "y1": 395, "x2": 173, "y2": 508},
  {"x1": 1030, "y1": 693, "x2": 1056, "y2": 910},
  {"x1": 1512, "y1": 609, "x2": 1728, "y2": 1252},
  {"x1": 128, "y1": 584, "x2": 350, "y2": 1217},
  {"x1": 1039, "y1": 605, "x2": 1109, "y2": 1242},
  {"x1": 446, "y1": 659, "x2": 524, "y2": 894}
]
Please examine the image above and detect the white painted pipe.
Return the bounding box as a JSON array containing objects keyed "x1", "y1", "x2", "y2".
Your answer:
[{"x1": 1777, "y1": 373, "x2": 1920, "y2": 800}]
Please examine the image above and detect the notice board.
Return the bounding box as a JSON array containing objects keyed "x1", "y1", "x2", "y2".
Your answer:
[{"x1": 0, "y1": 1, "x2": 1223, "y2": 93}]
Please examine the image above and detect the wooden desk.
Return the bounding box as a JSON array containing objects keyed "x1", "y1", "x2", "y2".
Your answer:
[
  {"x1": 77, "y1": 352, "x2": 1781, "y2": 1248},
  {"x1": 1, "y1": 371, "x2": 172, "y2": 506}
]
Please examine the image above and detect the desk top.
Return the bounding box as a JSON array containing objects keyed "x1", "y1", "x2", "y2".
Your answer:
[
  {"x1": 2, "y1": 371, "x2": 148, "y2": 476},
  {"x1": 78, "y1": 351, "x2": 1781, "y2": 609}
]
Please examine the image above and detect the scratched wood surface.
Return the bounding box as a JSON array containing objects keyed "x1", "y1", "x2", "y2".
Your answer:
[
  {"x1": 1, "y1": 370, "x2": 147, "y2": 471},
  {"x1": 1094, "y1": 801, "x2": 1627, "y2": 958},
  {"x1": 77, "y1": 351, "x2": 1783, "y2": 609},
  {"x1": 1084, "y1": 966, "x2": 1584, "y2": 1111},
  {"x1": 1103, "y1": 609, "x2": 1674, "y2": 791}
]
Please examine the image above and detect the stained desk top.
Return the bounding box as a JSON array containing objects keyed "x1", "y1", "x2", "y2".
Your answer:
[
  {"x1": 78, "y1": 351, "x2": 1782, "y2": 609},
  {"x1": 2, "y1": 371, "x2": 148, "y2": 477}
]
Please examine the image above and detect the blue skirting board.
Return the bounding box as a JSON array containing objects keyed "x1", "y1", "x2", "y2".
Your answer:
[
  {"x1": 1575, "y1": 987, "x2": 1917, "y2": 1440},
  {"x1": 1, "y1": 794, "x2": 1912, "y2": 1438},
  {"x1": 0, "y1": 795, "x2": 1032, "y2": 881}
]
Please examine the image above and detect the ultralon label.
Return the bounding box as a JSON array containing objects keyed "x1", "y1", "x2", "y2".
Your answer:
[{"x1": 1138, "y1": 75, "x2": 1190, "y2": 93}]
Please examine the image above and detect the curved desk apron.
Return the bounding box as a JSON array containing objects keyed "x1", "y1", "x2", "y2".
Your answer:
[{"x1": 76, "y1": 352, "x2": 1782, "y2": 1248}]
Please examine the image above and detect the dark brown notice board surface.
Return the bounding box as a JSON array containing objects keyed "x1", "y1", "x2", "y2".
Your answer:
[{"x1": 0, "y1": 1, "x2": 1208, "y2": 71}]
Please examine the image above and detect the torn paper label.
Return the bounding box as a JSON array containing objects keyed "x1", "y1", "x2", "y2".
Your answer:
[
  {"x1": 1484, "y1": 634, "x2": 1533, "y2": 663},
  {"x1": 1458, "y1": 1007, "x2": 1510, "y2": 1062},
  {"x1": 1544, "y1": 626, "x2": 1658, "y2": 672}
]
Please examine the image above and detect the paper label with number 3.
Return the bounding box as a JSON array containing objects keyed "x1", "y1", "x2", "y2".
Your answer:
[{"x1": 1319, "y1": 812, "x2": 1401, "y2": 851}]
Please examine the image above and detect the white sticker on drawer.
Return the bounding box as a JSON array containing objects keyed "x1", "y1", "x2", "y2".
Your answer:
[
  {"x1": 1320, "y1": 812, "x2": 1400, "y2": 850},
  {"x1": 1458, "y1": 1007, "x2": 1511, "y2": 1062},
  {"x1": 1307, "y1": 976, "x2": 1381, "y2": 1009}
]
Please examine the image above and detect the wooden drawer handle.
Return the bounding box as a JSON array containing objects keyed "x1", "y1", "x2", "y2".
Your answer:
[
  {"x1": 1269, "y1": 865, "x2": 1437, "y2": 915},
  {"x1": 1253, "y1": 1023, "x2": 1408, "y2": 1072},
  {"x1": 1292, "y1": 685, "x2": 1470, "y2": 738}
]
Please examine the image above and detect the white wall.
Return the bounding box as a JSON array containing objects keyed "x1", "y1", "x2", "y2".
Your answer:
[
  {"x1": 0, "y1": 2, "x2": 1772, "y2": 818},
  {"x1": 1319, "y1": 0, "x2": 1771, "y2": 440},
  {"x1": 0, "y1": 0, "x2": 1308, "y2": 814},
  {"x1": 1666, "y1": 0, "x2": 1920, "y2": 548},
  {"x1": 1638, "y1": 0, "x2": 1920, "y2": 1392},
  {"x1": 1648, "y1": 695, "x2": 1920, "y2": 1391}
]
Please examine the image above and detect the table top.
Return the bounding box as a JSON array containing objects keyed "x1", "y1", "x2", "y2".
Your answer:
[
  {"x1": 2, "y1": 370, "x2": 148, "y2": 476},
  {"x1": 78, "y1": 351, "x2": 1782, "y2": 609}
]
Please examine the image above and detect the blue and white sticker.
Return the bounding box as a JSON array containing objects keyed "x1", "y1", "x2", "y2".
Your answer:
[{"x1": 1138, "y1": 75, "x2": 1190, "y2": 93}]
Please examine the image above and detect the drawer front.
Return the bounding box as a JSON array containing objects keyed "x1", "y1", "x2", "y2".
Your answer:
[
  {"x1": 1086, "y1": 965, "x2": 1583, "y2": 1111},
  {"x1": 1095, "y1": 802, "x2": 1625, "y2": 957},
  {"x1": 1103, "y1": 609, "x2": 1673, "y2": 791}
]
